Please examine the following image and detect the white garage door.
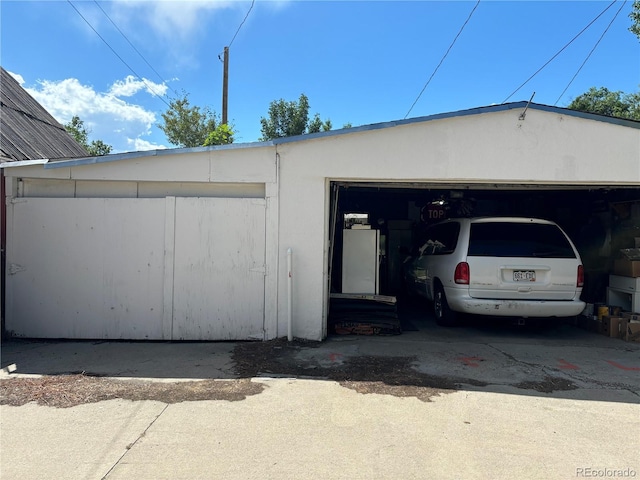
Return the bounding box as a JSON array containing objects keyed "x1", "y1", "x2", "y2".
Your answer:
[
  {"x1": 6, "y1": 196, "x2": 266, "y2": 340},
  {"x1": 172, "y1": 197, "x2": 266, "y2": 340}
]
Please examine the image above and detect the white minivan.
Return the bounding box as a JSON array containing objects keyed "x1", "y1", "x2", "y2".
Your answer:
[{"x1": 403, "y1": 217, "x2": 585, "y2": 326}]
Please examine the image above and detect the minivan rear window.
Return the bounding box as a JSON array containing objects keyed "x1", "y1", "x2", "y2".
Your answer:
[
  {"x1": 468, "y1": 222, "x2": 576, "y2": 258},
  {"x1": 420, "y1": 221, "x2": 461, "y2": 255}
]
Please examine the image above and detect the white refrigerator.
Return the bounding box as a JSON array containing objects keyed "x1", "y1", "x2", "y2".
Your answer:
[{"x1": 342, "y1": 228, "x2": 380, "y2": 294}]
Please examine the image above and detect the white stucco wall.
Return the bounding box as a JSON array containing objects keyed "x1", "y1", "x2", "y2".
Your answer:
[{"x1": 276, "y1": 107, "x2": 640, "y2": 340}]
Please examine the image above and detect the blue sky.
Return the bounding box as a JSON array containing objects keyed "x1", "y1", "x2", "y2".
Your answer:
[{"x1": 2, "y1": 1, "x2": 639, "y2": 153}]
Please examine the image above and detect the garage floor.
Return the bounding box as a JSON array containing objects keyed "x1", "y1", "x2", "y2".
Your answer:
[{"x1": 320, "y1": 295, "x2": 640, "y2": 400}]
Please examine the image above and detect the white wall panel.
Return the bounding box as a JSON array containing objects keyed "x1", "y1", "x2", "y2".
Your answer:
[
  {"x1": 22, "y1": 178, "x2": 75, "y2": 197},
  {"x1": 70, "y1": 153, "x2": 211, "y2": 182},
  {"x1": 6, "y1": 198, "x2": 166, "y2": 339},
  {"x1": 5, "y1": 196, "x2": 268, "y2": 340},
  {"x1": 138, "y1": 182, "x2": 264, "y2": 198},
  {"x1": 75, "y1": 180, "x2": 138, "y2": 197},
  {"x1": 3, "y1": 164, "x2": 71, "y2": 180},
  {"x1": 172, "y1": 197, "x2": 266, "y2": 340},
  {"x1": 209, "y1": 148, "x2": 277, "y2": 183}
]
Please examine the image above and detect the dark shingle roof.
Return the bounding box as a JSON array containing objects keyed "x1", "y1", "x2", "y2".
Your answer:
[{"x1": 0, "y1": 66, "x2": 88, "y2": 161}]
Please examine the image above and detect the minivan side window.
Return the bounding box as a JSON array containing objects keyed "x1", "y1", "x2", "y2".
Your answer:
[
  {"x1": 420, "y1": 222, "x2": 461, "y2": 255},
  {"x1": 468, "y1": 222, "x2": 576, "y2": 258}
]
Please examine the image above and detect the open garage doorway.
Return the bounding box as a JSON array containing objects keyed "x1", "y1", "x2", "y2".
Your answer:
[{"x1": 327, "y1": 181, "x2": 640, "y2": 336}]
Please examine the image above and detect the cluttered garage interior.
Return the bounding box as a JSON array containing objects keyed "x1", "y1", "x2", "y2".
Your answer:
[
  {"x1": 331, "y1": 182, "x2": 640, "y2": 332},
  {"x1": 327, "y1": 181, "x2": 640, "y2": 340}
]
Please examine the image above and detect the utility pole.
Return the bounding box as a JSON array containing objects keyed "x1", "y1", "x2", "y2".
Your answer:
[{"x1": 222, "y1": 46, "x2": 229, "y2": 125}]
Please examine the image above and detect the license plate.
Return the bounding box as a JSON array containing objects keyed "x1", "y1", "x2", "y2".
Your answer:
[{"x1": 514, "y1": 270, "x2": 535, "y2": 282}]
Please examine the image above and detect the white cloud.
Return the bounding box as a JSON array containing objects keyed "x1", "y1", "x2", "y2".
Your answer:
[
  {"x1": 127, "y1": 137, "x2": 167, "y2": 152},
  {"x1": 113, "y1": 1, "x2": 234, "y2": 41},
  {"x1": 109, "y1": 75, "x2": 168, "y2": 98},
  {"x1": 24, "y1": 76, "x2": 163, "y2": 154},
  {"x1": 108, "y1": 1, "x2": 272, "y2": 66},
  {"x1": 8, "y1": 71, "x2": 25, "y2": 85}
]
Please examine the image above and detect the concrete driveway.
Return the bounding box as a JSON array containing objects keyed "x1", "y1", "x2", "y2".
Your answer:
[
  {"x1": 1, "y1": 302, "x2": 639, "y2": 480},
  {"x1": 3, "y1": 298, "x2": 638, "y2": 399}
]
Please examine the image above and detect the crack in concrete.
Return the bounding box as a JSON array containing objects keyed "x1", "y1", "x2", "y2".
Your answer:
[
  {"x1": 485, "y1": 343, "x2": 541, "y2": 370},
  {"x1": 101, "y1": 404, "x2": 169, "y2": 479},
  {"x1": 485, "y1": 343, "x2": 640, "y2": 392}
]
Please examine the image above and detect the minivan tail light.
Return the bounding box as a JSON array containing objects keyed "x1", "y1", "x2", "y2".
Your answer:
[
  {"x1": 455, "y1": 262, "x2": 470, "y2": 284},
  {"x1": 577, "y1": 265, "x2": 584, "y2": 287}
]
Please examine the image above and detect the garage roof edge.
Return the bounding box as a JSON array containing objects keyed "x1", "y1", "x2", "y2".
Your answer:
[
  {"x1": 271, "y1": 102, "x2": 640, "y2": 146},
  {"x1": 0, "y1": 158, "x2": 49, "y2": 168},
  {"x1": 10, "y1": 101, "x2": 637, "y2": 170},
  {"x1": 36, "y1": 139, "x2": 277, "y2": 170}
]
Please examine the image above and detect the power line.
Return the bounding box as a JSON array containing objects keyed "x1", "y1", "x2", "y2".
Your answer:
[
  {"x1": 554, "y1": 0, "x2": 627, "y2": 106},
  {"x1": 66, "y1": 0, "x2": 171, "y2": 108},
  {"x1": 501, "y1": 0, "x2": 618, "y2": 104},
  {"x1": 219, "y1": 0, "x2": 256, "y2": 60},
  {"x1": 404, "y1": 0, "x2": 481, "y2": 119},
  {"x1": 93, "y1": 0, "x2": 171, "y2": 93},
  {"x1": 228, "y1": 0, "x2": 256, "y2": 49}
]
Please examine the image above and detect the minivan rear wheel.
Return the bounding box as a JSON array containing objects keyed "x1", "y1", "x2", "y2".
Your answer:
[{"x1": 434, "y1": 285, "x2": 458, "y2": 327}]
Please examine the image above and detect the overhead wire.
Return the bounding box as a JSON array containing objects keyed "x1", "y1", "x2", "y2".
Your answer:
[
  {"x1": 229, "y1": 0, "x2": 255, "y2": 49},
  {"x1": 66, "y1": 0, "x2": 171, "y2": 108},
  {"x1": 553, "y1": 0, "x2": 628, "y2": 106},
  {"x1": 219, "y1": 0, "x2": 256, "y2": 61},
  {"x1": 404, "y1": 0, "x2": 481, "y2": 119},
  {"x1": 93, "y1": 0, "x2": 175, "y2": 95},
  {"x1": 501, "y1": 0, "x2": 618, "y2": 104}
]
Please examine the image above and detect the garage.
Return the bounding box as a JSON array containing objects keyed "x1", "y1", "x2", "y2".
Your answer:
[
  {"x1": 3, "y1": 148, "x2": 280, "y2": 341},
  {"x1": 275, "y1": 102, "x2": 640, "y2": 340},
  {"x1": 3, "y1": 101, "x2": 640, "y2": 341},
  {"x1": 326, "y1": 182, "x2": 640, "y2": 333}
]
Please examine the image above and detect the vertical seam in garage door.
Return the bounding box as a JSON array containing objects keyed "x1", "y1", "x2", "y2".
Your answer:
[{"x1": 163, "y1": 196, "x2": 176, "y2": 340}]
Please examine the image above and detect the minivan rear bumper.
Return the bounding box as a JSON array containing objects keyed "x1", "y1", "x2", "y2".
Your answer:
[{"x1": 445, "y1": 288, "x2": 585, "y2": 318}]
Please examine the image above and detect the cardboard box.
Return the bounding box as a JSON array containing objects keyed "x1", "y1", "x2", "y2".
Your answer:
[
  {"x1": 614, "y1": 249, "x2": 640, "y2": 277},
  {"x1": 622, "y1": 312, "x2": 640, "y2": 321},
  {"x1": 598, "y1": 316, "x2": 610, "y2": 336},
  {"x1": 613, "y1": 259, "x2": 640, "y2": 277},
  {"x1": 601, "y1": 316, "x2": 626, "y2": 338},
  {"x1": 625, "y1": 320, "x2": 640, "y2": 342}
]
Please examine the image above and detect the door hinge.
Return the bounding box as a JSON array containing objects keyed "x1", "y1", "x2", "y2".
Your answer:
[
  {"x1": 8, "y1": 263, "x2": 26, "y2": 275},
  {"x1": 250, "y1": 265, "x2": 267, "y2": 275}
]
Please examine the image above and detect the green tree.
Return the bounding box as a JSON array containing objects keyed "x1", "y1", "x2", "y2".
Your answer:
[
  {"x1": 259, "y1": 94, "x2": 331, "y2": 141},
  {"x1": 308, "y1": 114, "x2": 332, "y2": 134},
  {"x1": 158, "y1": 92, "x2": 234, "y2": 147},
  {"x1": 567, "y1": 87, "x2": 640, "y2": 121},
  {"x1": 630, "y1": 0, "x2": 640, "y2": 40},
  {"x1": 203, "y1": 123, "x2": 234, "y2": 146},
  {"x1": 64, "y1": 116, "x2": 112, "y2": 156}
]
